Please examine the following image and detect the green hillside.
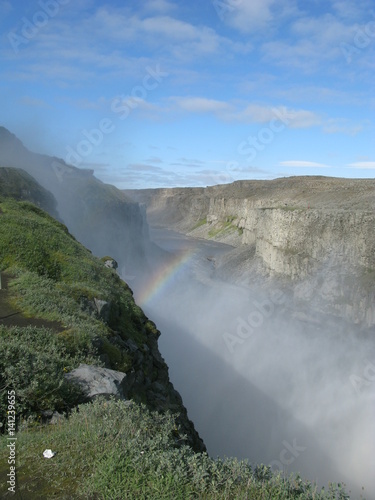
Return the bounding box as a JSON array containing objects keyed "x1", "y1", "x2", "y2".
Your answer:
[
  {"x1": 0, "y1": 167, "x2": 58, "y2": 217},
  {"x1": 0, "y1": 193, "x2": 350, "y2": 498},
  {"x1": 0, "y1": 196, "x2": 154, "y2": 416}
]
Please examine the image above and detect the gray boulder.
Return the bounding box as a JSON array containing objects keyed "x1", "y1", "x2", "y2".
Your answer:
[
  {"x1": 65, "y1": 364, "x2": 134, "y2": 401},
  {"x1": 104, "y1": 259, "x2": 118, "y2": 270}
]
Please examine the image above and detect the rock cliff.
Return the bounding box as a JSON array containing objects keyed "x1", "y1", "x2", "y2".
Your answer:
[{"x1": 126, "y1": 177, "x2": 375, "y2": 327}]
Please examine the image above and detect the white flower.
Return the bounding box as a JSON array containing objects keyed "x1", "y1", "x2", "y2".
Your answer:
[{"x1": 43, "y1": 449, "x2": 56, "y2": 459}]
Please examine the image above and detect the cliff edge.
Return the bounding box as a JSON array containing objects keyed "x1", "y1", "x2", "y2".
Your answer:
[{"x1": 126, "y1": 177, "x2": 375, "y2": 327}]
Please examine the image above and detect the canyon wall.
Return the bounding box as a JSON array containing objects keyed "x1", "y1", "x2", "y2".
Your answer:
[{"x1": 126, "y1": 177, "x2": 375, "y2": 327}]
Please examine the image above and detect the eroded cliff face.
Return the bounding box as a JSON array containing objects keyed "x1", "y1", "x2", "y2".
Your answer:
[{"x1": 126, "y1": 177, "x2": 375, "y2": 327}]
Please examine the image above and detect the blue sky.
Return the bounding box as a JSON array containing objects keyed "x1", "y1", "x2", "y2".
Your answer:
[{"x1": 1, "y1": 0, "x2": 374, "y2": 188}]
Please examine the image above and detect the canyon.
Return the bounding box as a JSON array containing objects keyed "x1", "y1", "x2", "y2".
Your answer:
[
  {"x1": 124, "y1": 182, "x2": 375, "y2": 498},
  {"x1": 126, "y1": 177, "x2": 375, "y2": 329},
  {"x1": 1, "y1": 127, "x2": 374, "y2": 497}
]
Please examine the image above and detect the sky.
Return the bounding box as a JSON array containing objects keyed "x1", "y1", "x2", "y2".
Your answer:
[{"x1": 0, "y1": 0, "x2": 374, "y2": 189}]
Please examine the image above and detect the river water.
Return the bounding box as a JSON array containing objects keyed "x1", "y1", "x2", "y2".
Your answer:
[{"x1": 130, "y1": 227, "x2": 375, "y2": 499}]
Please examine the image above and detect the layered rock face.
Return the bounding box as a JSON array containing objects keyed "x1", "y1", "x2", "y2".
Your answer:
[{"x1": 126, "y1": 177, "x2": 375, "y2": 327}]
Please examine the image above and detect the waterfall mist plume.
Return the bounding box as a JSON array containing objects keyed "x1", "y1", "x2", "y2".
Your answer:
[{"x1": 130, "y1": 227, "x2": 375, "y2": 499}]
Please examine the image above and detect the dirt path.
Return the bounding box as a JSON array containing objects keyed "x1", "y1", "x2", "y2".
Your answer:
[{"x1": 0, "y1": 273, "x2": 63, "y2": 332}]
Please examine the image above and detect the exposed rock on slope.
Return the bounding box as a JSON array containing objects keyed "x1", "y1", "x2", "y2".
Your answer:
[{"x1": 126, "y1": 177, "x2": 375, "y2": 327}]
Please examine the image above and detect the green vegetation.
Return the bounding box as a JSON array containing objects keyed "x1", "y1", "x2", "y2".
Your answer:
[
  {"x1": 191, "y1": 217, "x2": 207, "y2": 230},
  {"x1": 208, "y1": 215, "x2": 238, "y2": 238},
  {"x1": 0, "y1": 398, "x2": 350, "y2": 499},
  {"x1": 0, "y1": 325, "x2": 84, "y2": 420},
  {"x1": 0, "y1": 167, "x2": 57, "y2": 215},
  {"x1": 0, "y1": 198, "x2": 151, "y2": 423},
  {"x1": 0, "y1": 196, "x2": 351, "y2": 499}
]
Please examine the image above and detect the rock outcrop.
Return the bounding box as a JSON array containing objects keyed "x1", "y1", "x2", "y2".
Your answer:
[{"x1": 65, "y1": 364, "x2": 132, "y2": 400}]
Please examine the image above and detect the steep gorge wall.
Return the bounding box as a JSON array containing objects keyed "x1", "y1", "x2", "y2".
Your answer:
[
  {"x1": 126, "y1": 177, "x2": 375, "y2": 327},
  {"x1": 208, "y1": 199, "x2": 375, "y2": 276}
]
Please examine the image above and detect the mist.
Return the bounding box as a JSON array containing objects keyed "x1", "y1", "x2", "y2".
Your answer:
[
  {"x1": 1, "y1": 129, "x2": 374, "y2": 497},
  {"x1": 130, "y1": 227, "x2": 375, "y2": 500}
]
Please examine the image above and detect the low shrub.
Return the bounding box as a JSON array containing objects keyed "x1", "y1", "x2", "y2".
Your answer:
[
  {"x1": 0, "y1": 326, "x2": 83, "y2": 421},
  {"x1": 0, "y1": 399, "x2": 351, "y2": 499}
]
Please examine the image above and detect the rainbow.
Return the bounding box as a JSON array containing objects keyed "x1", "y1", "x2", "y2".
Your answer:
[{"x1": 137, "y1": 247, "x2": 196, "y2": 306}]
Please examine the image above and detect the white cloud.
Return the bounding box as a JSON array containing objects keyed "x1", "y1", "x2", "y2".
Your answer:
[
  {"x1": 268, "y1": 85, "x2": 366, "y2": 107},
  {"x1": 1, "y1": 5, "x2": 253, "y2": 87},
  {"x1": 127, "y1": 163, "x2": 164, "y2": 172},
  {"x1": 90, "y1": 8, "x2": 251, "y2": 60},
  {"x1": 291, "y1": 15, "x2": 351, "y2": 46},
  {"x1": 171, "y1": 96, "x2": 232, "y2": 114},
  {"x1": 162, "y1": 97, "x2": 324, "y2": 129},
  {"x1": 332, "y1": 1, "x2": 369, "y2": 21},
  {"x1": 262, "y1": 39, "x2": 341, "y2": 72},
  {"x1": 217, "y1": 0, "x2": 275, "y2": 33},
  {"x1": 232, "y1": 104, "x2": 321, "y2": 128},
  {"x1": 74, "y1": 97, "x2": 108, "y2": 110},
  {"x1": 262, "y1": 13, "x2": 358, "y2": 71},
  {"x1": 347, "y1": 162, "x2": 375, "y2": 169},
  {"x1": 144, "y1": 156, "x2": 163, "y2": 164},
  {"x1": 140, "y1": 15, "x2": 199, "y2": 41},
  {"x1": 279, "y1": 161, "x2": 332, "y2": 168}
]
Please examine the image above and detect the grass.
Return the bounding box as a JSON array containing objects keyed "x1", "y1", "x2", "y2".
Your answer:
[
  {"x1": 208, "y1": 216, "x2": 238, "y2": 238},
  {"x1": 0, "y1": 167, "x2": 57, "y2": 216},
  {"x1": 0, "y1": 198, "x2": 153, "y2": 425},
  {"x1": 0, "y1": 196, "x2": 352, "y2": 499},
  {"x1": 192, "y1": 215, "x2": 243, "y2": 238},
  {"x1": 191, "y1": 217, "x2": 207, "y2": 230},
  {"x1": 0, "y1": 398, "x2": 351, "y2": 499}
]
